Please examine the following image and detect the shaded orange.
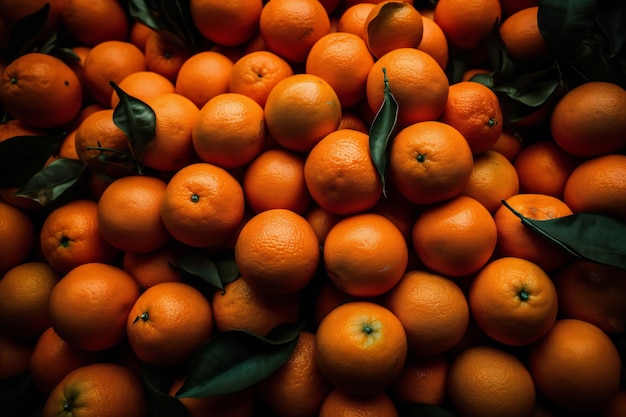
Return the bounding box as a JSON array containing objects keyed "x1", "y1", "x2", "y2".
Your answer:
[
  {"x1": 129, "y1": 21, "x2": 154, "y2": 50},
  {"x1": 169, "y1": 377, "x2": 256, "y2": 417},
  {"x1": 304, "y1": 204, "x2": 344, "y2": 246},
  {"x1": 110, "y1": 71, "x2": 175, "y2": 109},
  {"x1": 175, "y1": 51, "x2": 234, "y2": 109},
  {"x1": 391, "y1": 353, "x2": 449, "y2": 406},
  {"x1": 417, "y1": 15, "x2": 449, "y2": 70},
  {"x1": 319, "y1": 388, "x2": 399, "y2": 417},
  {"x1": 0, "y1": 333, "x2": 33, "y2": 380},
  {"x1": 337, "y1": 111, "x2": 369, "y2": 132},
  {"x1": 190, "y1": 0, "x2": 262, "y2": 47},
  {"x1": 0, "y1": 201, "x2": 35, "y2": 273},
  {"x1": 122, "y1": 243, "x2": 184, "y2": 291},
  {"x1": 60, "y1": 0, "x2": 129, "y2": 46},
  {"x1": 434, "y1": 0, "x2": 501, "y2": 50},
  {"x1": 490, "y1": 130, "x2": 523, "y2": 160},
  {"x1": 144, "y1": 31, "x2": 192, "y2": 81},
  {"x1": 499, "y1": 6, "x2": 550, "y2": 61},
  {"x1": 363, "y1": 1, "x2": 423, "y2": 58},
  {"x1": 337, "y1": 3, "x2": 376, "y2": 38},
  {"x1": 368, "y1": 185, "x2": 421, "y2": 243}
]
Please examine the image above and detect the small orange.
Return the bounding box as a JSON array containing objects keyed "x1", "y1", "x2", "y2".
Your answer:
[
  {"x1": 337, "y1": 3, "x2": 376, "y2": 38},
  {"x1": 190, "y1": 0, "x2": 263, "y2": 47},
  {"x1": 315, "y1": 301, "x2": 407, "y2": 395},
  {"x1": 319, "y1": 388, "x2": 399, "y2": 417},
  {"x1": 0, "y1": 333, "x2": 33, "y2": 381},
  {"x1": 60, "y1": 0, "x2": 129, "y2": 46},
  {"x1": 0, "y1": 201, "x2": 35, "y2": 273},
  {"x1": 122, "y1": 243, "x2": 184, "y2": 291},
  {"x1": 337, "y1": 111, "x2": 369, "y2": 132},
  {"x1": 490, "y1": 130, "x2": 524, "y2": 160},
  {"x1": 304, "y1": 204, "x2": 344, "y2": 245},
  {"x1": 368, "y1": 184, "x2": 421, "y2": 242},
  {"x1": 363, "y1": 1, "x2": 423, "y2": 58},
  {"x1": 498, "y1": 6, "x2": 551, "y2": 61},
  {"x1": 144, "y1": 31, "x2": 191, "y2": 82},
  {"x1": 110, "y1": 70, "x2": 175, "y2": 109},
  {"x1": 313, "y1": 278, "x2": 360, "y2": 329},
  {"x1": 434, "y1": 0, "x2": 502, "y2": 50},
  {"x1": 175, "y1": 51, "x2": 234, "y2": 109},
  {"x1": 391, "y1": 353, "x2": 449, "y2": 406},
  {"x1": 129, "y1": 21, "x2": 154, "y2": 50}
]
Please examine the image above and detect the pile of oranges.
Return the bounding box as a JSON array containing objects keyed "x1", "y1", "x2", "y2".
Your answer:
[{"x1": 0, "y1": 0, "x2": 625, "y2": 416}]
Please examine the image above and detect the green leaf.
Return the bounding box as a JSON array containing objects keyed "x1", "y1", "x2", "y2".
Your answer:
[
  {"x1": 5, "y1": 2, "x2": 50, "y2": 61},
  {"x1": 595, "y1": 0, "x2": 626, "y2": 57},
  {"x1": 15, "y1": 158, "x2": 88, "y2": 207},
  {"x1": 142, "y1": 364, "x2": 189, "y2": 417},
  {"x1": 501, "y1": 200, "x2": 626, "y2": 271},
  {"x1": 175, "y1": 322, "x2": 305, "y2": 398},
  {"x1": 0, "y1": 134, "x2": 65, "y2": 188},
  {"x1": 368, "y1": 67, "x2": 398, "y2": 198},
  {"x1": 176, "y1": 252, "x2": 225, "y2": 292},
  {"x1": 396, "y1": 402, "x2": 458, "y2": 417},
  {"x1": 538, "y1": 0, "x2": 597, "y2": 58}
]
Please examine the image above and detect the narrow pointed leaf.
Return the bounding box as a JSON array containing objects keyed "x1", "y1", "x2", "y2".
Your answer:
[
  {"x1": 0, "y1": 134, "x2": 65, "y2": 188},
  {"x1": 129, "y1": 0, "x2": 164, "y2": 32},
  {"x1": 502, "y1": 200, "x2": 626, "y2": 270},
  {"x1": 142, "y1": 364, "x2": 189, "y2": 417},
  {"x1": 176, "y1": 252, "x2": 225, "y2": 291},
  {"x1": 538, "y1": 0, "x2": 597, "y2": 57},
  {"x1": 15, "y1": 158, "x2": 87, "y2": 207},
  {"x1": 175, "y1": 322, "x2": 304, "y2": 398}
]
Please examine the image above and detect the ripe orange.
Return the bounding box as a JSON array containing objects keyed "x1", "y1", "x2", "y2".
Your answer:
[
  {"x1": 416, "y1": 15, "x2": 449, "y2": 70},
  {"x1": 48, "y1": 262, "x2": 140, "y2": 351},
  {"x1": 337, "y1": 111, "x2": 369, "y2": 132},
  {"x1": 498, "y1": 6, "x2": 550, "y2": 61},
  {"x1": 384, "y1": 270, "x2": 469, "y2": 355},
  {"x1": 0, "y1": 53, "x2": 82, "y2": 128},
  {"x1": 129, "y1": 21, "x2": 154, "y2": 50},
  {"x1": 0, "y1": 333, "x2": 33, "y2": 380},
  {"x1": 127, "y1": 281, "x2": 213, "y2": 366},
  {"x1": 304, "y1": 129, "x2": 381, "y2": 215},
  {"x1": 462, "y1": 150, "x2": 519, "y2": 213},
  {"x1": 60, "y1": 0, "x2": 129, "y2": 46},
  {"x1": 315, "y1": 301, "x2": 407, "y2": 395},
  {"x1": 144, "y1": 31, "x2": 191, "y2": 82},
  {"x1": 110, "y1": 70, "x2": 175, "y2": 109},
  {"x1": 324, "y1": 213, "x2": 408, "y2": 297},
  {"x1": 366, "y1": 48, "x2": 449, "y2": 127},
  {"x1": 368, "y1": 184, "x2": 421, "y2": 242},
  {"x1": 0, "y1": 201, "x2": 35, "y2": 273},
  {"x1": 259, "y1": 0, "x2": 331, "y2": 63},
  {"x1": 264, "y1": 73, "x2": 342, "y2": 153},
  {"x1": 528, "y1": 319, "x2": 622, "y2": 413},
  {"x1": 550, "y1": 81, "x2": 626, "y2": 156},
  {"x1": 122, "y1": 243, "x2": 184, "y2": 291},
  {"x1": 434, "y1": 0, "x2": 502, "y2": 50},
  {"x1": 304, "y1": 204, "x2": 344, "y2": 246},
  {"x1": 190, "y1": 0, "x2": 262, "y2": 47},
  {"x1": 42, "y1": 362, "x2": 147, "y2": 417},
  {"x1": 175, "y1": 51, "x2": 234, "y2": 109},
  {"x1": 363, "y1": 1, "x2": 423, "y2": 58},
  {"x1": 447, "y1": 345, "x2": 536, "y2": 417},
  {"x1": 337, "y1": 3, "x2": 376, "y2": 38},
  {"x1": 319, "y1": 388, "x2": 399, "y2": 417},
  {"x1": 490, "y1": 130, "x2": 523, "y2": 160},
  {"x1": 389, "y1": 121, "x2": 474, "y2": 205},
  {"x1": 160, "y1": 162, "x2": 245, "y2": 248},
  {"x1": 391, "y1": 353, "x2": 449, "y2": 406}
]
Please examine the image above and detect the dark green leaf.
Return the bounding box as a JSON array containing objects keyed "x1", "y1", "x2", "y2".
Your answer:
[
  {"x1": 501, "y1": 200, "x2": 626, "y2": 270},
  {"x1": 538, "y1": 0, "x2": 597, "y2": 58},
  {"x1": 129, "y1": 0, "x2": 164, "y2": 33},
  {"x1": 142, "y1": 364, "x2": 189, "y2": 417},
  {"x1": 493, "y1": 65, "x2": 562, "y2": 107},
  {"x1": 175, "y1": 322, "x2": 305, "y2": 398},
  {"x1": 15, "y1": 158, "x2": 87, "y2": 207},
  {"x1": 397, "y1": 402, "x2": 458, "y2": 417},
  {"x1": 5, "y1": 3, "x2": 50, "y2": 60},
  {"x1": 176, "y1": 252, "x2": 226, "y2": 291},
  {"x1": 595, "y1": 0, "x2": 626, "y2": 57},
  {"x1": 0, "y1": 134, "x2": 65, "y2": 188},
  {"x1": 368, "y1": 67, "x2": 398, "y2": 198}
]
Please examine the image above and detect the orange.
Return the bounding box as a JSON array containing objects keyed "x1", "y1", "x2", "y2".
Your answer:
[
  {"x1": 39, "y1": 199, "x2": 120, "y2": 274},
  {"x1": 528, "y1": 318, "x2": 622, "y2": 413},
  {"x1": 323, "y1": 212, "x2": 408, "y2": 297},
  {"x1": 563, "y1": 153, "x2": 626, "y2": 220},
  {"x1": 304, "y1": 204, "x2": 344, "y2": 245},
  {"x1": 315, "y1": 301, "x2": 407, "y2": 395},
  {"x1": 129, "y1": 21, "x2": 154, "y2": 50},
  {"x1": 490, "y1": 130, "x2": 524, "y2": 160},
  {"x1": 127, "y1": 281, "x2": 213, "y2": 366},
  {"x1": 553, "y1": 259, "x2": 626, "y2": 333},
  {"x1": 0, "y1": 53, "x2": 82, "y2": 128},
  {"x1": 29, "y1": 326, "x2": 101, "y2": 393},
  {"x1": 494, "y1": 193, "x2": 574, "y2": 271},
  {"x1": 0, "y1": 261, "x2": 60, "y2": 340},
  {"x1": 417, "y1": 16, "x2": 449, "y2": 70},
  {"x1": 234, "y1": 208, "x2": 320, "y2": 295},
  {"x1": 0, "y1": 333, "x2": 33, "y2": 380},
  {"x1": 82, "y1": 40, "x2": 146, "y2": 106},
  {"x1": 192, "y1": 93, "x2": 266, "y2": 170},
  {"x1": 461, "y1": 68, "x2": 490, "y2": 82},
  {"x1": 42, "y1": 362, "x2": 147, "y2": 417},
  {"x1": 368, "y1": 185, "x2": 421, "y2": 243},
  {"x1": 60, "y1": 0, "x2": 129, "y2": 46},
  {"x1": 500, "y1": 0, "x2": 538, "y2": 17},
  {"x1": 389, "y1": 121, "x2": 474, "y2": 205},
  {"x1": 211, "y1": 276, "x2": 301, "y2": 336},
  {"x1": 363, "y1": 1, "x2": 423, "y2": 58},
  {"x1": 175, "y1": 51, "x2": 234, "y2": 109},
  {"x1": 498, "y1": 6, "x2": 551, "y2": 61},
  {"x1": 259, "y1": 0, "x2": 331, "y2": 63},
  {"x1": 144, "y1": 31, "x2": 191, "y2": 82},
  {"x1": 190, "y1": 0, "x2": 262, "y2": 47},
  {"x1": 97, "y1": 175, "x2": 171, "y2": 253},
  {"x1": 412, "y1": 196, "x2": 497, "y2": 277},
  {"x1": 513, "y1": 139, "x2": 582, "y2": 199},
  {"x1": 160, "y1": 162, "x2": 245, "y2": 248},
  {"x1": 243, "y1": 148, "x2": 312, "y2": 214},
  {"x1": 110, "y1": 70, "x2": 175, "y2": 109},
  {"x1": 0, "y1": 118, "x2": 45, "y2": 141},
  {"x1": 337, "y1": 111, "x2": 369, "y2": 133},
  {"x1": 169, "y1": 377, "x2": 256, "y2": 417},
  {"x1": 48, "y1": 262, "x2": 140, "y2": 351},
  {"x1": 434, "y1": 0, "x2": 501, "y2": 50},
  {"x1": 0, "y1": 201, "x2": 35, "y2": 273},
  {"x1": 550, "y1": 81, "x2": 626, "y2": 156},
  {"x1": 56, "y1": 130, "x2": 80, "y2": 160},
  {"x1": 447, "y1": 345, "x2": 536, "y2": 417},
  {"x1": 337, "y1": 3, "x2": 376, "y2": 38},
  {"x1": 313, "y1": 278, "x2": 361, "y2": 329},
  {"x1": 264, "y1": 73, "x2": 342, "y2": 153},
  {"x1": 366, "y1": 48, "x2": 449, "y2": 127},
  {"x1": 306, "y1": 32, "x2": 374, "y2": 108},
  {"x1": 141, "y1": 92, "x2": 200, "y2": 172},
  {"x1": 319, "y1": 388, "x2": 399, "y2": 417},
  {"x1": 304, "y1": 129, "x2": 381, "y2": 215},
  {"x1": 462, "y1": 149, "x2": 519, "y2": 213},
  {"x1": 257, "y1": 331, "x2": 332, "y2": 417},
  {"x1": 391, "y1": 353, "x2": 449, "y2": 406},
  {"x1": 122, "y1": 243, "x2": 184, "y2": 291}
]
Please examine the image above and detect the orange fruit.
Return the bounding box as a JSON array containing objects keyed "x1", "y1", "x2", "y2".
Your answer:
[
  {"x1": 0, "y1": 333, "x2": 33, "y2": 380},
  {"x1": 0, "y1": 201, "x2": 35, "y2": 273},
  {"x1": 384, "y1": 270, "x2": 469, "y2": 355},
  {"x1": 242, "y1": 148, "x2": 312, "y2": 214},
  {"x1": 42, "y1": 362, "x2": 147, "y2": 417},
  {"x1": 563, "y1": 153, "x2": 626, "y2": 220},
  {"x1": 337, "y1": 3, "x2": 376, "y2": 38},
  {"x1": 417, "y1": 16, "x2": 449, "y2": 70},
  {"x1": 312, "y1": 278, "x2": 361, "y2": 329},
  {"x1": 315, "y1": 301, "x2": 407, "y2": 395},
  {"x1": 144, "y1": 31, "x2": 191, "y2": 82},
  {"x1": 127, "y1": 281, "x2": 213, "y2": 366},
  {"x1": 337, "y1": 111, "x2": 369, "y2": 133},
  {"x1": 0, "y1": 118, "x2": 45, "y2": 141},
  {"x1": 498, "y1": 6, "x2": 550, "y2": 61},
  {"x1": 110, "y1": 70, "x2": 175, "y2": 109},
  {"x1": 56, "y1": 130, "x2": 80, "y2": 160},
  {"x1": 550, "y1": 81, "x2": 626, "y2": 157},
  {"x1": 259, "y1": 0, "x2": 331, "y2": 63},
  {"x1": 264, "y1": 73, "x2": 342, "y2": 153},
  {"x1": 235, "y1": 208, "x2": 320, "y2": 295},
  {"x1": 48, "y1": 262, "x2": 140, "y2": 351},
  {"x1": 129, "y1": 21, "x2": 154, "y2": 50},
  {"x1": 391, "y1": 353, "x2": 449, "y2": 406},
  {"x1": 528, "y1": 318, "x2": 622, "y2": 413},
  {"x1": 461, "y1": 68, "x2": 490, "y2": 82},
  {"x1": 305, "y1": 31, "x2": 375, "y2": 108},
  {"x1": 366, "y1": 48, "x2": 449, "y2": 127},
  {"x1": 0, "y1": 53, "x2": 82, "y2": 128},
  {"x1": 0, "y1": 261, "x2": 60, "y2": 339},
  {"x1": 122, "y1": 243, "x2": 184, "y2": 291},
  {"x1": 82, "y1": 40, "x2": 146, "y2": 106},
  {"x1": 553, "y1": 259, "x2": 626, "y2": 333},
  {"x1": 606, "y1": 390, "x2": 626, "y2": 417},
  {"x1": 304, "y1": 204, "x2": 344, "y2": 245},
  {"x1": 160, "y1": 162, "x2": 245, "y2": 248},
  {"x1": 304, "y1": 129, "x2": 381, "y2": 215},
  {"x1": 513, "y1": 139, "x2": 582, "y2": 199},
  {"x1": 192, "y1": 92, "x2": 266, "y2": 170},
  {"x1": 60, "y1": 0, "x2": 129, "y2": 46},
  {"x1": 257, "y1": 331, "x2": 332, "y2": 417},
  {"x1": 190, "y1": 0, "x2": 262, "y2": 47},
  {"x1": 323, "y1": 213, "x2": 408, "y2": 298},
  {"x1": 368, "y1": 184, "x2": 421, "y2": 243},
  {"x1": 469, "y1": 256, "x2": 558, "y2": 346},
  {"x1": 462, "y1": 150, "x2": 519, "y2": 213},
  {"x1": 169, "y1": 376, "x2": 256, "y2": 417},
  {"x1": 97, "y1": 175, "x2": 171, "y2": 253},
  {"x1": 434, "y1": 0, "x2": 502, "y2": 50},
  {"x1": 363, "y1": 1, "x2": 423, "y2": 58},
  {"x1": 319, "y1": 388, "x2": 399, "y2": 417},
  {"x1": 494, "y1": 193, "x2": 574, "y2": 271},
  {"x1": 175, "y1": 51, "x2": 234, "y2": 109},
  {"x1": 39, "y1": 199, "x2": 120, "y2": 274},
  {"x1": 490, "y1": 130, "x2": 523, "y2": 160},
  {"x1": 447, "y1": 345, "x2": 536, "y2": 417}
]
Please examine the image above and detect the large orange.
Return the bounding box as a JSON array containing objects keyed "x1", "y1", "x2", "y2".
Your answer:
[
  {"x1": 174, "y1": 51, "x2": 234, "y2": 109},
  {"x1": 143, "y1": 31, "x2": 191, "y2": 82},
  {"x1": 363, "y1": 1, "x2": 423, "y2": 58},
  {"x1": 0, "y1": 201, "x2": 35, "y2": 273},
  {"x1": 319, "y1": 388, "x2": 399, "y2": 417},
  {"x1": 434, "y1": 0, "x2": 501, "y2": 50},
  {"x1": 60, "y1": 0, "x2": 129, "y2": 46},
  {"x1": 110, "y1": 70, "x2": 175, "y2": 109},
  {"x1": 391, "y1": 353, "x2": 449, "y2": 406},
  {"x1": 190, "y1": 0, "x2": 262, "y2": 47},
  {"x1": 498, "y1": 6, "x2": 550, "y2": 61}
]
